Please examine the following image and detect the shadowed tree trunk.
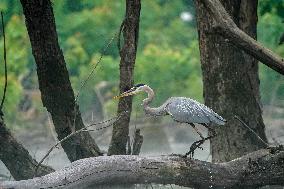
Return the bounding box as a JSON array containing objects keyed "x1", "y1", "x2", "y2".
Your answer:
[
  {"x1": 0, "y1": 116, "x2": 54, "y2": 180},
  {"x1": 108, "y1": 0, "x2": 141, "y2": 155},
  {"x1": 195, "y1": 0, "x2": 267, "y2": 162},
  {"x1": 20, "y1": 0, "x2": 101, "y2": 162}
]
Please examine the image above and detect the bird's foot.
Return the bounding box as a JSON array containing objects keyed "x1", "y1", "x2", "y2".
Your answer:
[
  {"x1": 268, "y1": 145, "x2": 284, "y2": 154},
  {"x1": 183, "y1": 139, "x2": 205, "y2": 158}
]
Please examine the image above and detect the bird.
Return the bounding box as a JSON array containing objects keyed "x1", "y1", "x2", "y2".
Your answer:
[{"x1": 114, "y1": 83, "x2": 226, "y2": 157}]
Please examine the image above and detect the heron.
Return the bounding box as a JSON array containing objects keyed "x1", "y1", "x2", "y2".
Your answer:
[{"x1": 114, "y1": 83, "x2": 226, "y2": 157}]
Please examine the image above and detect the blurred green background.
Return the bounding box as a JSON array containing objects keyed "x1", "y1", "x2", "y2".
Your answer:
[{"x1": 0, "y1": 0, "x2": 283, "y2": 129}]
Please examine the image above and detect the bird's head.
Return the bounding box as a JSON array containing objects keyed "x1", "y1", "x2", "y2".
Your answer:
[{"x1": 113, "y1": 83, "x2": 146, "y2": 99}]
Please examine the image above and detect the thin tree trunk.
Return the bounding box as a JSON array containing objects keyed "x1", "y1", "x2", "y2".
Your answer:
[
  {"x1": 108, "y1": 0, "x2": 141, "y2": 155},
  {"x1": 0, "y1": 117, "x2": 54, "y2": 180},
  {"x1": 195, "y1": 0, "x2": 267, "y2": 162},
  {"x1": 20, "y1": 0, "x2": 101, "y2": 161}
]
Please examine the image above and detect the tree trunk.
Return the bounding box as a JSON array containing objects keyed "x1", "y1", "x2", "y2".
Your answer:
[
  {"x1": 0, "y1": 117, "x2": 54, "y2": 180},
  {"x1": 20, "y1": 0, "x2": 101, "y2": 162},
  {"x1": 108, "y1": 0, "x2": 141, "y2": 155},
  {"x1": 195, "y1": 0, "x2": 267, "y2": 162}
]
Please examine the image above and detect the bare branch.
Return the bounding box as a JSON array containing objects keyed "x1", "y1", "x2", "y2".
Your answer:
[
  {"x1": 234, "y1": 115, "x2": 269, "y2": 147},
  {"x1": 132, "y1": 129, "x2": 143, "y2": 155},
  {"x1": 2, "y1": 148, "x2": 284, "y2": 189},
  {"x1": 0, "y1": 12, "x2": 8, "y2": 110},
  {"x1": 117, "y1": 19, "x2": 125, "y2": 55},
  {"x1": 72, "y1": 33, "x2": 117, "y2": 132},
  {"x1": 198, "y1": 0, "x2": 284, "y2": 75},
  {"x1": 74, "y1": 33, "x2": 117, "y2": 102}
]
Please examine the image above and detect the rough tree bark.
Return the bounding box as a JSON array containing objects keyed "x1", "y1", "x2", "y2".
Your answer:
[
  {"x1": 108, "y1": 0, "x2": 141, "y2": 155},
  {"x1": 0, "y1": 116, "x2": 54, "y2": 180},
  {"x1": 20, "y1": 0, "x2": 101, "y2": 161},
  {"x1": 195, "y1": 0, "x2": 267, "y2": 162},
  {"x1": 2, "y1": 148, "x2": 284, "y2": 189}
]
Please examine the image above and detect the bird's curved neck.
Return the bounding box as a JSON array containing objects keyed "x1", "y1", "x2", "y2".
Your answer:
[
  {"x1": 142, "y1": 86, "x2": 155, "y2": 108},
  {"x1": 142, "y1": 86, "x2": 167, "y2": 116}
]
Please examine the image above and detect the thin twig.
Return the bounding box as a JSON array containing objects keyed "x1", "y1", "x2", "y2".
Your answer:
[
  {"x1": 74, "y1": 33, "x2": 118, "y2": 102},
  {"x1": 0, "y1": 12, "x2": 7, "y2": 110},
  {"x1": 34, "y1": 111, "x2": 127, "y2": 177},
  {"x1": 83, "y1": 122, "x2": 114, "y2": 132},
  {"x1": 46, "y1": 112, "x2": 58, "y2": 145},
  {"x1": 72, "y1": 33, "x2": 118, "y2": 132},
  {"x1": 0, "y1": 173, "x2": 10, "y2": 179},
  {"x1": 234, "y1": 115, "x2": 269, "y2": 147},
  {"x1": 132, "y1": 129, "x2": 143, "y2": 155},
  {"x1": 127, "y1": 135, "x2": 131, "y2": 155},
  {"x1": 117, "y1": 19, "x2": 125, "y2": 55}
]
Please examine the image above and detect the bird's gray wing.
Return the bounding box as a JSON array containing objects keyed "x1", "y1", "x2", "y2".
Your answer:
[
  {"x1": 197, "y1": 102, "x2": 226, "y2": 125},
  {"x1": 165, "y1": 97, "x2": 211, "y2": 124}
]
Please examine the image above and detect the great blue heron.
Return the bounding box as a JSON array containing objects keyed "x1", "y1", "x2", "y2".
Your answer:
[{"x1": 114, "y1": 83, "x2": 226, "y2": 156}]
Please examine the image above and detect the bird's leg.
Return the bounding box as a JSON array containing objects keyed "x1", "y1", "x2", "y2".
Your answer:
[
  {"x1": 201, "y1": 123, "x2": 217, "y2": 138},
  {"x1": 184, "y1": 136, "x2": 212, "y2": 158},
  {"x1": 184, "y1": 123, "x2": 206, "y2": 158},
  {"x1": 189, "y1": 123, "x2": 205, "y2": 140},
  {"x1": 184, "y1": 123, "x2": 218, "y2": 158},
  {"x1": 184, "y1": 123, "x2": 217, "y2": 158}
]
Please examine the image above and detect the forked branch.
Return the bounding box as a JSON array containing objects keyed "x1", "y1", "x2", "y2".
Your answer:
[{"x1": 198, "y1": 0, "x2": 284, "y2": 75}]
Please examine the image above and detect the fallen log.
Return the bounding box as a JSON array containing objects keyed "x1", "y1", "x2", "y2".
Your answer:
[{"x1": 1, "y1": 147, "x2": 283, "y2": 189}]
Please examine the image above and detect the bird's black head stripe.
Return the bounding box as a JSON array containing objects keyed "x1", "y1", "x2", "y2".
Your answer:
[{"x1": 134, "y1": 83, "x2": 145, "y2": 88}]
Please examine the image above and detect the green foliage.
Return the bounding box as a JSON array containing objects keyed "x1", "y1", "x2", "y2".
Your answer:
[
  {"x1": 258, "y1": 1, "x2": 284, "y2": 105},
  {"x1": 0, "y1": 75, "x2": 22, "y2": 122},
  {"x1": 135, "y1": 41, "x2": 202, "y2": 106},
  {"x1": 259, "y1": 0, "x2": 284, "y2": 19},
  {"x1": 0, "y1": 15, "x2": 30, "y2": 75},
  {"x1": 71, "y1": 54, "x2": 119, "y2": 113},
  {"x1": 0, "y1": 13, "x2": 29, "y2": 125}
]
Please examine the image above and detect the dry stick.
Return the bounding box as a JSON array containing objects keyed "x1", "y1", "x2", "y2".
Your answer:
[
  {"x1": 117, "y1": 19, "x2": 125, "y2": 55},
  {"x1": 127, "y1": 136, "x2": 131, "y2": 155},
  {"x1": 0, "y1": 173, "x2": 9, "y2": 179},
  {"x1": 46, "y1": 112, "x2": 58, "y2": 146},
  {"x1": 82, "y1": 118, "x2": 123, "y2": 132},
  {"x1": 0, "y1": 12, "x2": 7, "y2": 110},
  {"x1": 234, "y1": 115, "x2": 269, "y2": 147},
  {"x1": 75, "y1": 33, "x2": 118, "y2": 102},
  {"x1": 132, "y1": 129, "x2": 143, "y2": 155},
  {"x1": 34, "y1": 112, "x2": 126, "y2": 177},
  {"x1": 72, "y1": 33, "x2": 118, "y2": 132}
]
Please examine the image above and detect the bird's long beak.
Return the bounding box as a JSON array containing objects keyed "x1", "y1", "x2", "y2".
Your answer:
[{"x1": 113, "y1": 88, "x2": 139, "y2": 99}]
